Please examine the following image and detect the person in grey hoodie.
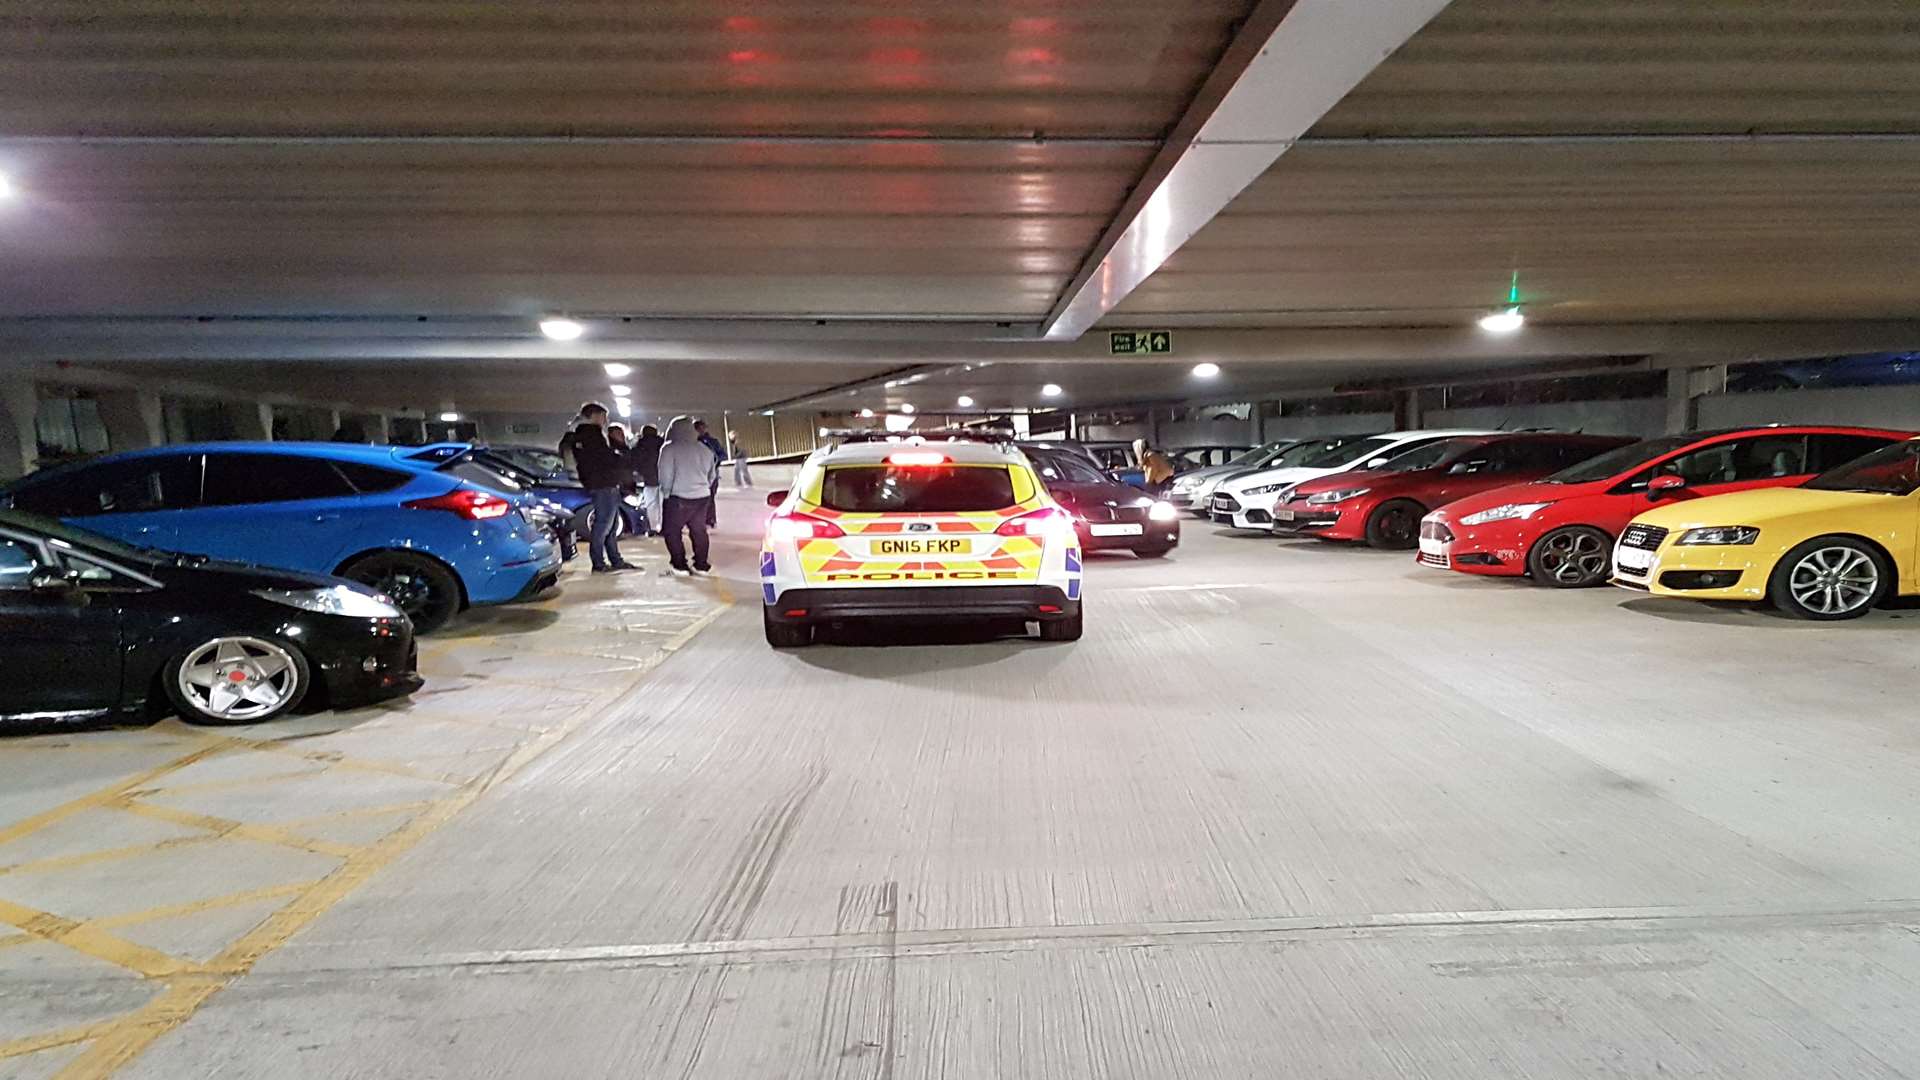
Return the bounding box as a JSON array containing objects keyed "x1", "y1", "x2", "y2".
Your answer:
[{"x1": 657, "y1": 415, "x2": 720, "y2": 576}]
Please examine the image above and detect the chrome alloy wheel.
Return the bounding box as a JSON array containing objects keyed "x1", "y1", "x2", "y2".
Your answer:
[
  {"x1": 176, "y1": 637, "x2": 301, "y2": 722},
  {"x1": 1788, "y1": 546, "x2": 1880, "y2": 616},
  {"x1": 1538, "y1": 529, "x2": 1608, "y2": 585}
]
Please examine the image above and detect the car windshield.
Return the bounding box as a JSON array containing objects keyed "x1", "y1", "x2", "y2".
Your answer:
[
  {"x1": 1803, "y1": 440, "x2": 1920, "y2": 495},
  {"x1": 1542, "y1": 433, "x2": 1704, "y2": 484},
  {"x1": 1381, "y1": 438, "x2": 1480, "y2": 473},
  {"x1": 494, "y1": 446, "x2": 568, "y2": 475},
  {"x1": 1295, "y1": 436, "x2": 1396, "y2": 470},
  {"x1": 1228, "y1": 442, "x2": 1287, "y2": 467},
  {"x1": 819, "y1": 465, "x2": 1017, "y2": 512},
  {"x1": 1029, "y1": 452, "x2": 1108, "y2": 486},
  {"x1": 4, "y1": 512, "x2": 170, "y2": 566}
]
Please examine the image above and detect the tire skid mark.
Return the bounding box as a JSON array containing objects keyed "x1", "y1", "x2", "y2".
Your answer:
[{"x1": 687, "y1": 765, "x2": 827, "y2": 945}]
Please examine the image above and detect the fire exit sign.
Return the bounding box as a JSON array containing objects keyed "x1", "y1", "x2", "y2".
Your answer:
[{"x1": 1110, "y1": 330, "x2": 1173, "y2": 355}]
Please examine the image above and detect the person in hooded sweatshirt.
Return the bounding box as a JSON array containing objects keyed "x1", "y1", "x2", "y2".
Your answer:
[
  {"x1": 657, "y1": 415, "x2": 720, "y2": 576},
  {"x1": 565, "y1": 402, "x2": 638, "y2": 574}
]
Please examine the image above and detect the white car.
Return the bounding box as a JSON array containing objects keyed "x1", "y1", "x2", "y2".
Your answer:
[
  {"x1": 759, "y1": 438, "x2": 1084, "y2": 647},
  {"x1": 1208, "y1": 430, "x2": 1500, "y2": 530},
  {"x1": 1167, "y1": 438, "x2": 1316, "y2": 516}
]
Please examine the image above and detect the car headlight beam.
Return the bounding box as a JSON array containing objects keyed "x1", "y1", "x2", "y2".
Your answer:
[
  {"x1": 1148, "y1": 500, "x2": 1179, "y2": 522},
  {"x1": 1676, "y1": 525, "x2": 1760, "y2": 546},
  {"x1": 1459, "y1": 501, "x2": 1554, "y2": 526},
  {"x1": 253, "y1": 585, "x2": 405, "y2": 619}
]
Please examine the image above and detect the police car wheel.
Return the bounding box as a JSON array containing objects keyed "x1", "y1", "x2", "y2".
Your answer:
[
  {"x1": 763, "y1": 607, "x2": 814, "y2": 648},
  {"x1": 1037, "y1": 606, "x2": 1083, "y2": 642}
]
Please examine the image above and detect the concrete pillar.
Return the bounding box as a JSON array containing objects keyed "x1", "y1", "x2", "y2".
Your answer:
[
  {"x1": 1664, "y1": 364, "x2": 1725, "y2": 434},
  {"x1": 94, "y1": 389, "x2": 165, "y2": 451},
  {"x1": 0, "y1": 377, "x2": 40, "y2": 480},
  {"x1": 1395, "y1": 389, "x2": 1424, "y2": 431},
  {"x1": 225, "y1": 399, "x2": 273, "y2": 440}
]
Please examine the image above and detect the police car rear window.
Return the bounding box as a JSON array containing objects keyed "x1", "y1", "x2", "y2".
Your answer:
[{"x1": 819, "y1": 466, "x2": 1016, "y2": 513}]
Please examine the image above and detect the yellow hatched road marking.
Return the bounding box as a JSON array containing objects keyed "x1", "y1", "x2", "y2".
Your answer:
[
  {"x1": 0, "y1": 740, "x2": 236, "y2": 851},
  {"x1": 85, "y1": 881, "x2": 317, "y2": 933},
  {"x1": 0, "y1": 834, "x2": 223, "y2": 879},
  {"x1": 113, "y1": 800, "x2": 362, "y2": 861},
  {"x1": 0, "y1": 898, "x2": 194, "y2": 979},
  {"x1": 53, "y1": 595, "x2": 733, "y2": 1079},
  {"x1": 0, "y1": 1021, "x2": 125, "y2": 1061}
]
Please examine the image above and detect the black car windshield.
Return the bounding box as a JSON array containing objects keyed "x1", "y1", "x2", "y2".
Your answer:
[
  {"x1": 1542, "y1": 433, "x2": 1704, "y2": 484},
  {"x1": 4, "y1": 511, "x2": 169, "y2": 566},
  {"x1": 819, "y1": 465, "x2": 1017, "y2": 512},
  {"x1": 1381, "y1": 438, "x2": 1481, "y2": 473},
  {"x1": 1029, "y1": 451, "x2": 1109, "y2": 486},
  {"x1": 1295, "y1": 436, "x2": 1394, "y2": 470},
  {"x1": 1803, "y1": 440, "x2": 1920, "y2": 495}
]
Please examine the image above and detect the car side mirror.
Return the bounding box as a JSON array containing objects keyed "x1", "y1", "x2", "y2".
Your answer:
[
  {"x1": 765, "y1": 491, "x2": 786, "y2": 508},
  {"x1": 1647, "y1": 474, "x2": 1687, "y2": 497},
  {"x1": 29, "y1": 570, "x2": 88, "y2": 606}
]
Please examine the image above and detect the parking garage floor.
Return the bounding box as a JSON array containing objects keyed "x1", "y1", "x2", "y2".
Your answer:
[{"x1": 7, "y1": 489, "x2": 1920, "y2": 1078}]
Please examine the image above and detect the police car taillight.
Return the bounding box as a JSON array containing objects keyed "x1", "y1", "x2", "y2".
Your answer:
[
  {"x1": 768, "y1": 512, "x2": 846, "y2": 542},
  {"x1": 995, "y1": 507, "x2": 1070, "y2": 537}
]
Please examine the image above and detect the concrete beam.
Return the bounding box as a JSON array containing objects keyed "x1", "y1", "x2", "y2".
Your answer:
[{"x1": 1041, "y1": 0, "x2": 1455, "y2": 341}]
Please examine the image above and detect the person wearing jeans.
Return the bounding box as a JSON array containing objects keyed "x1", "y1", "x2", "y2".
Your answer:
[
  {"x1": 657, "y1": 415, "x2": 720, "y2": 576},
  {"x1": 562, "y1": 402, "x2": 637, "y2": 574},
  {"x1": 633, "y1": 423, "x2": 665, "y2": 537}
]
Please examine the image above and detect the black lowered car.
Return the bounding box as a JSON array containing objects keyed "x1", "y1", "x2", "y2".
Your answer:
[
  {"x1": 0, "y1": 512, "x2": 421, "y2": 728},
  {"x1": 1024, "y1": 448, "x2": 1180, "y2": 558}
]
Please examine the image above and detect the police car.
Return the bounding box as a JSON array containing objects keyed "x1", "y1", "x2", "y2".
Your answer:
[{"x1": 759, "y1": 437, "x2": 1084, "y2": 647}]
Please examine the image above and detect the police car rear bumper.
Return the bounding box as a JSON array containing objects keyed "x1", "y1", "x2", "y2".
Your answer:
[{"x1": 766, "y1": 585, "x2": 1077, "y2": 624}]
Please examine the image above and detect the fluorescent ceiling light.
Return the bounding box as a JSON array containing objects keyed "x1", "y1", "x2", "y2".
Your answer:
[
  {"x1": 1478, "y1": 307, "x2": 1524, "y2": 334},
  {"x1": 899, "y1": 403, "x2": 916, "y2": 414},
  {"x1": 608, "y1": 384, "x2": 631, "y2": 395},
  {"x1": 438, "y1": 411, "x2": 460, "y2": 422},
  {"x1": 956, "y1": 395, "x2": 975, "y2": 408},
  {"x1": 1041, "y1": 383, "x2": 1063, "y2": 398},
  {"x1": 540, "y1": 317, "x2": 585, "y2": 341},
  {"x1": 1192, "y1": 362, "x2": 1221, "y2": 378},
  {"x1": 603, "y1": 363, "x2": 631, "y2": 377}
]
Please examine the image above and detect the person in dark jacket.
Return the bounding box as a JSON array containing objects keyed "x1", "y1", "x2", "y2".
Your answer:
[
  {"x1": 694, "y1": 420, "x2": 724, "y2": 527},
  {"x1": 607, "y1": 424, "x2": 648, "y2": 536},
  {"x1": 632, "y1": 423, "x2": 664, "y2": 538},
  {"x1": 562, "y1": 402, "x2": 637, "y2": 574}
]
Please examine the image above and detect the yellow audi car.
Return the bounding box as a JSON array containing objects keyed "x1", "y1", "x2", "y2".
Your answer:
[{"x1": 1612, "y1": 437, "x2": 1920, "y2": 619}]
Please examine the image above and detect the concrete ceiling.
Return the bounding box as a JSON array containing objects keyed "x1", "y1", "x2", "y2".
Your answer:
[{"x1": 5, "y1": 0, "x2": 1920, "y2": 415}]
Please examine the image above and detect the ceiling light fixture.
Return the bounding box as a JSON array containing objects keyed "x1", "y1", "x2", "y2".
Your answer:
[
  {"x1": 1192, "y1": 362, "x2": 1221, "y2": 378},
  {"x1": 540, "y1": 317, "x2": 584, "y2": 341},
  {"x1": 899, "y1": 403, "x2": 916, "y2": 414},
  {"x1": 603, "y1": 363, "x2": 631, "y2": 377},
  {"x1": 0, "y1": 171, "x2": 13, "y2": 200},
  {"x1": 957, "y1": 395, "x2": 975, "y2": 408},
  {"x1": 1041, "y1": 383, "x2": 1063, "y2": 398},
  {"x1": 608, "y1": 384, "x2": 631, "y2": 395},
  {"x1": 859, "y1": 408, "x2": 875, "y2": 419},
  {"x1": 1477, "y1": 307, "x2": 1524, "y2": 334},
  {"x1": 438, "y1": 411, "x2": 461, "y2": 422},
  {"x1": 615, "y1": 400, "x2": 632, "y2": 418}
]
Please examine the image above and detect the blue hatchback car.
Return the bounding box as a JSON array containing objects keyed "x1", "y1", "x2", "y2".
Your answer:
[{"x1": 1, "y1": 442, "x2": 560, "y2": 632}]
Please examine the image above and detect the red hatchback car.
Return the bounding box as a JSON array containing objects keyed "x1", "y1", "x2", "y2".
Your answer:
[
  {"x1": 1272, "y1": 433, "x2": 1634, "y2": 549},
  {"x1": 1419, "y1": 425, "x2": 1910, "y2": 587}
]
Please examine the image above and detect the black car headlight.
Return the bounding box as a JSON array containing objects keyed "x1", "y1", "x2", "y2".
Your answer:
[
  {"x1": 253, "y1": 585, "x2": 405, "y2": 619},
  {"x1": 1676, "y1": 526, "x2": 1760, "y2": 546}
]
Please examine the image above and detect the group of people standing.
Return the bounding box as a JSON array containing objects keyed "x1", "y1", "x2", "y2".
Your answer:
[{"x1": 561, "y1": 403, "x2": 737, "y2": 578}]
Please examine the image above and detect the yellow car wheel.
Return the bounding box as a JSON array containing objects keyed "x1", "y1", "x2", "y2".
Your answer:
[{"x1": 1768, "y1": 536, "x2": 1889, "y2": 621}]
